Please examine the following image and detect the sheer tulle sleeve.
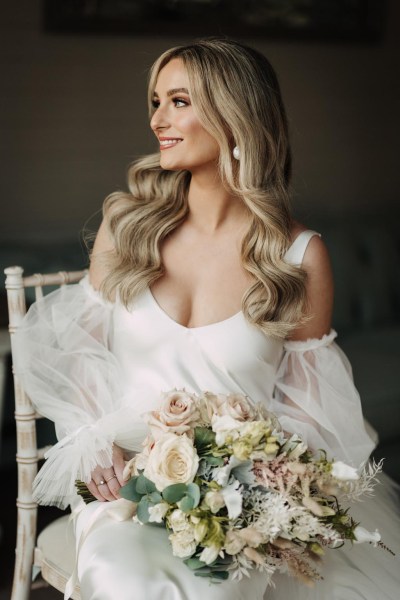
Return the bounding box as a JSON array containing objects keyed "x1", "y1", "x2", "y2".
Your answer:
[
  {"x1": 271, "y1": 330, "x2": 376, "y2": 468},
  {"x1": 12, "y1": 276, "x2": 148, "y2": 509}
]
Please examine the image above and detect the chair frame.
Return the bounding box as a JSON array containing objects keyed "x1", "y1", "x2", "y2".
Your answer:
[{"x1": 5, "y1": 266, "x2": 87, "y2": 600}]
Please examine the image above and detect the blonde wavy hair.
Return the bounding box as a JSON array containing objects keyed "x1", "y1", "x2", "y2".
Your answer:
[{"x1": 101, "y1": 38, "x2": 307, "y2": 338}]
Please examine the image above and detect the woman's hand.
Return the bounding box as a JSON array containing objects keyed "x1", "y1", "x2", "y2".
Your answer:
[{"x1": 87, "y1": 444, "x2": 126, "y2": 502}]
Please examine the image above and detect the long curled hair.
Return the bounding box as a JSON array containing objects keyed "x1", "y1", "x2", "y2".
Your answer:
[{"x1": 101, "y1": 38, "x2": 307, "y2": 338}]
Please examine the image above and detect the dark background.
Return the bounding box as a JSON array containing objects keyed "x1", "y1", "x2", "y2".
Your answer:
[{"x1": 1, "y1": 0, "x2": 399, "y2": 596}]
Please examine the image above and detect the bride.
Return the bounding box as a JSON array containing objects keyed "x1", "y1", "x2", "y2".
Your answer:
[{"x1": 14, "y1": 39, "x2": 399, "y2": 599}]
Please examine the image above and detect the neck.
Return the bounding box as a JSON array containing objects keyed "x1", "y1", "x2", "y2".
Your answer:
[{"x1": 187, "y1": 170, "x2": 248, "y2": 233}]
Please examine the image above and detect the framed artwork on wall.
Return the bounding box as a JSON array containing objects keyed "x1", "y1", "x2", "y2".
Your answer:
[{"x1": 44, "y1": 0, "x2": 386, "y2": 42}]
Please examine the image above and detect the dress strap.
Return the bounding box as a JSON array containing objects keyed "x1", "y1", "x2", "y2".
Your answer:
[{"x1": 284, "y1": 230, "x2": 321, "y2": 266}]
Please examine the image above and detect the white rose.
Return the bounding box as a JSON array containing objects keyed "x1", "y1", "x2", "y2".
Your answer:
[
  {"x1": 169, "y1": 529, "x2": 197, "y2": 558},
  {"x1": 169, "y1": 508, "x2": 190, "y2": 532},
  {"x1": 353, "y1": 526, "x2": 381, "y2": 545},
  {"x1": 148, "y1": 502, "x2": 169, "y2": 523},
  {"x1": 219, "y1": 394, "x2": 256, "y2": 422},
  {"x1": 144, "y1": 433, "x2": 199, "y2": 492},
  {"x1": 198, "y1": 392, "x2": 226, "y2": 424},
  {"x1": 145, "y1": 390, "x2": 200, "y2": 440},
  {"x1": 331, "y1": 461, "x2": 359, "y2": 481}
]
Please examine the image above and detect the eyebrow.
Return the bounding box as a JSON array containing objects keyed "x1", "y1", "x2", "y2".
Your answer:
[{"x1": 153, "y1": 87, "x2": 190, "y2": 98}]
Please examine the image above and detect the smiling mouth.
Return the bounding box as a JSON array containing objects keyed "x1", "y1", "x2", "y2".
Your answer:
[{"x1": 159, "y1": 139, "x2": 183, "y2": 150}]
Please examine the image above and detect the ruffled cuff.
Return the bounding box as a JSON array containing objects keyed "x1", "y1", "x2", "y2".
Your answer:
[
  {"x1": 33, "y1": 408, "x2": 148, "y2": 509},
  {"x1": 283, "y1": 329, "x2": 338, "y2": 352}
]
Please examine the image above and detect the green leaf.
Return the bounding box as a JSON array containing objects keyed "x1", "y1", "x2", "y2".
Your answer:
[
  {"x1": 148, "y1": 491, "x2": 163, "y2": 504},
  {"x1": 179, "y1": 495, "x2": 195, "y2": 513},
  {"x1": 136, "y1": 474, "x2": 157, "y2": 495},
  {"x1": 187, "y1": 483, "x2": 201, "y2": 508},
  {"x1": 162, "y1": 483, "x2": 188, "y2": 504},
  {"x1": 204, "y1": 456, "x2": 224, "y2": 467},
  {"x1": 208, "y1": 571, "x2": 229, "y2": 581},
  {"x1": 193, "y1": 571, "x2": 226, "y2": 580},
  {"x1": 194, "y1": 427, "x2": 216, "y2": 453},
  {"x1": 184, "y1": 557, "x2": 208, "y2": 571},
  {"x1": 137, "y1": 497, "x2": 151, "y2": 524},
  {"x1": 119, "y1": 477, "x2": 143, "y2": 503}
]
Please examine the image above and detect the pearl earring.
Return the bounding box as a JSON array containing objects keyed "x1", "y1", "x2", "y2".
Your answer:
[{"x1": 233, "y1": 146, "x2": 240, "y2": 160}]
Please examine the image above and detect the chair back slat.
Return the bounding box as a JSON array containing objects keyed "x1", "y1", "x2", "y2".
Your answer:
[{"x1": 4, "y1": 265, "x2": 87, "y2": 600}]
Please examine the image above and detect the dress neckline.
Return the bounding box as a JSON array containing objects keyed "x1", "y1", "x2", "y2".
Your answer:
[
  {"x1": 146, "y1": 287, "x2": 243, "y2": 331},
  {"x1": 145, "y1": 230, "x2": 320, "y2": 332}
]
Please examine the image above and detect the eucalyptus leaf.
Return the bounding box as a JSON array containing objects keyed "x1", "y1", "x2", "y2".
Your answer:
[
  {"x1": 187, "y1": 483, "x2": 201, "y2": 508},
  {"x1": 148, "y1": 491, "x2": 163, "y2": 504},
  {"x1": 162, "y1": 483, "x2": 188, "y2": 504},
  {"x1": 184, "y1": 557, "x2": 210, "y2": 571},
  {"x1": 119, "y1": 477, "x2": 143, "y2": 503},
  {"x1": 136, "y1": 474, "x2": 157, "y2": 495},
  {"x1": 179, "y1": 495, "x2": 195, "y2": 513},
  {"x1": 209, "y1": 571, "x2": 229, "y2": 581},
  {"x1": 137, "y1": 497, "x2": 150, "y2": 524}
]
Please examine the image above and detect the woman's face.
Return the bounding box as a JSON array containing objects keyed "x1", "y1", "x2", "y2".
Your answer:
[{"x1": 150, "y1": 58, "x2": 220, "y2": 173}]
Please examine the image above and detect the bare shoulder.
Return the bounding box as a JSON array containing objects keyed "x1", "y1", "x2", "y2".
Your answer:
[
  {"x1": 289, "y1": 222, "x2": 334, "y2": 341},
  {"x1": 89, "y1": 218, "x2": 115, "y2": 290},
  {"x1": 289, "y1": 220, "x2": 331, "y2": 275}
]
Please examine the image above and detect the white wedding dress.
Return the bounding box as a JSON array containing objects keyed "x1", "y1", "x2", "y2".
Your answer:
[{"x1": 13, "y1": 231, "x2": 400, "y2": 600}]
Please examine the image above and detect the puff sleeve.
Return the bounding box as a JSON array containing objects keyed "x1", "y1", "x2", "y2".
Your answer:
[
  {"x1": 12, "y1": 276, "x2": 148, "y2": 509},
  {"x1": 271, "y1": 330, "x2": 377, "y2": 467}
]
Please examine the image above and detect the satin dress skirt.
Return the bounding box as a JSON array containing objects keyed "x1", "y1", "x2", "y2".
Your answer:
[{"x1": 74, "y1": 502, "x2": 269, "y2": 600}]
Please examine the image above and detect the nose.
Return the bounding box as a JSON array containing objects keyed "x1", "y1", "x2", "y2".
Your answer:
[{"x1": 150, "y1": 104, "x2": 168, "y2": 132}]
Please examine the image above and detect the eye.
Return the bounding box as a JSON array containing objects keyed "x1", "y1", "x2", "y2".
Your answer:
[
  {"x1": 151, "y1": 99, "x2": 160, "y2": 109},
  {"x1": 173, "y1": 97, "x2": 189, "y2": 108}
]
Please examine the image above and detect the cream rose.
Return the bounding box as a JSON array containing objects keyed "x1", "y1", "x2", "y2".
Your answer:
[
  {"x1": 145, "y1": 390, "x2": 200, "y2": 440},
  {"x1": 169, "y1": 508, "x2": 190, "y2": 532},
  {"x1": 169, "y1": 529, "x2": 197, "y2": 558},
  {"x1": 143, "y1": 433, "x2": 199, "y2": 492},
  {"x1": 219, "y1": 394, "x2": 257, "y2": 422},
  {"x1": 198, "y1": 392, "x2": 226, "y2": 424}
]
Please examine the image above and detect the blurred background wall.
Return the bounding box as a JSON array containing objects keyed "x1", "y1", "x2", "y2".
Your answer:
[
  {"x1": 1, "y1": 1, "x2": 399, "y2": 596},
  {"x1": 1, "y1": 0, "x2": 399, "y2": 245}
]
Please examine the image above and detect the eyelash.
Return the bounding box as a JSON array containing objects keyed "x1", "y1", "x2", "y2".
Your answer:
[{"x1": 152, "y1": 97, "x2": 189, "y2": 109}]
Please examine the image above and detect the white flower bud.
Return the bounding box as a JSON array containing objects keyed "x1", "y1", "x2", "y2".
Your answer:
[
  {"x1": 353, "y1": 526, "x2": 381, "y2": 545},
  {"x1": 331, "y1": 461, "x2": 359, "y2": 481}
]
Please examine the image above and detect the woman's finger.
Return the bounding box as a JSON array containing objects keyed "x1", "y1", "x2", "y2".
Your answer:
[
  {"x1": 112, "y1": 445, "x2": 126, "y2": 486},
  {"x1": 107, "y1": 476, "x2": 121, "y2": 499},
  {"x1": 87, "y1": 479, "x2": 106, "y2": 502},
  {"x1": 96, "y1": 480, "x2": 115, "y2": 502},
  {"x1": 102, "y1": 466, "x2": 120, "y2": 499}
]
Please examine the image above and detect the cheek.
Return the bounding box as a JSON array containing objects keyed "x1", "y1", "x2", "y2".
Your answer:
[
  {"x1": 181, "y1": 117, "x2": 219, "y2": 155},
  {"x1": 177, "y1": 113, "x2": 203, "y2": 134}
]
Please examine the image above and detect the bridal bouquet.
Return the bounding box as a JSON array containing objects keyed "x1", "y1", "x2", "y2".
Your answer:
[{"x1": 78, "y1": 390, "x2": 384, "y2": 585}]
